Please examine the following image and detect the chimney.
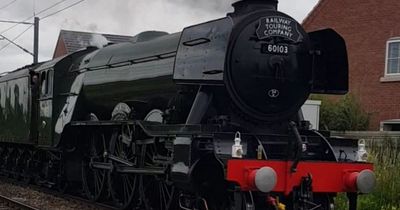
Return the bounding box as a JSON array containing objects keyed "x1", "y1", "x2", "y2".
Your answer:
[{"x1": 231, "y1": 0, "x2": 278, "y2": 16}]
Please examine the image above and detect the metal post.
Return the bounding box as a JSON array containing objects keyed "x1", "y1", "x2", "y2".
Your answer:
[
  {"x1": 347, "y1": 193, "x2": 358, "y2": 210},
  {"x1": 33, "y1": 17, "x2": 39, "y2": 64}
]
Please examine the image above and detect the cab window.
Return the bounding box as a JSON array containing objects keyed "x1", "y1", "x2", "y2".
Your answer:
[
  {"x1": 40, "y1": 72, "x2": 46, "y2": 96},
  {"x1": 40, "y1": 70, "x2": 53, "y2": 97}
]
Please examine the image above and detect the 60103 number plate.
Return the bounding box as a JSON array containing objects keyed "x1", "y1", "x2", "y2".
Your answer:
[{"x1": 261, "y1": 44, "x2": 289, "y2": 55}]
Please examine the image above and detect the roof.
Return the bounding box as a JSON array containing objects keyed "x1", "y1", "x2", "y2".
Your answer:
[
  {"x1": 301, "y1": 0, "x2": 327, "y2": 28},
  {"x1": 53, "y1": 30, "x2": 134, "y2": 57}
]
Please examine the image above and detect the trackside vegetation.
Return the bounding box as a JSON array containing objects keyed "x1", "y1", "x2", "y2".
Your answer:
[
  {"x1": 335, "y1": 138, "x2": 400, "y2": 210},
  {"x1": 312, "y1": 94, "x2": 399, "y2": 209}
]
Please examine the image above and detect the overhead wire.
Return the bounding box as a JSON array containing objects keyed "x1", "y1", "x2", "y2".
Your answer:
[
  {"x1": 0, "y1": 25, "x2": 33, "y2": 53},
  {"x1": 0, "y1": 0, "x2": 70, "y2": 34},
  {"x1": 41, "y1": 0, "x2": 85, "y2": 20},
  {"x1": 0, "y1": 0, "x2": 85, "y2": 55},
  {"x1": 0, "y1": 0, "x2": 72, "y2": 53},
  {"x1": 33, "y1": 0, "x2": 35, "y2": 16},
  {"x1": 36, "y1": 0, "x2": 70, "y2": 17},
  {"x1": 0, "y1": 0, "x2": 17, "y2": 11}
]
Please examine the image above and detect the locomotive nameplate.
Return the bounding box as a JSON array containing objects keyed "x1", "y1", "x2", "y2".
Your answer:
[
  {"x1": 256, "y1": 16, "x2": 301, "y2": 42},
  {"x1": 261, "y1": 44, "x2": 289, "y2": 55}
]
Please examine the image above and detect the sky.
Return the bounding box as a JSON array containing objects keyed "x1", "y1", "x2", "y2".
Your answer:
[{"x1": 0, "y1": 0, "x2": 319, "y2": 72}]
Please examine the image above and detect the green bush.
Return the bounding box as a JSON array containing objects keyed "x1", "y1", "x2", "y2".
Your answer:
[
  {"x1": 309, "y1": 95, "x2": 399, "y2": 208},
  {"x1": 334, "y1": 138, "x2": 400, "y2": 210},
  {"x1": 310, "y1": 94, "x2": 370, "y2": 131}
]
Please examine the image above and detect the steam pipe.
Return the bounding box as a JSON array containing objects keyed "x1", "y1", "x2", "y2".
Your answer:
[
  {"x1": 185, "y1": 86, "x2": 213, "y2": 124},
  {"x1": 289, "y1": 121, "x2": 303, "y2": 173}
]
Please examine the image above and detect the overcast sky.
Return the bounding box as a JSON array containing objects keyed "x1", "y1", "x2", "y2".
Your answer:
[{"x1": 0, "y1": 0, "x2": 319, "y2": 72}]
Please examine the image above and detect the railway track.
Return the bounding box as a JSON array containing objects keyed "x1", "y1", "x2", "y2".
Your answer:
[
  {"x1": 0, "y1": 194, "x2": 40, "y2": 210},
  {"x1": 22, "y1": 182, "x2": 117, "y2": 210},
  {"x1": 0, "y1": 178, "x2": 116, "y2": 210},
  {"x1": 61, "y1": 194, "x2": 117, "y2": 210}
]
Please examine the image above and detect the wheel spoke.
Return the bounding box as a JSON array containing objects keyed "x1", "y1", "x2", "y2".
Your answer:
[
  {"x1": 94, "y1": 171, "x2": 102, "y2": 194},
  {"x1": 108, "y1": 120, "x2": 140, "y2": 209},
  {"x1": 160, "y1": 182, "x2": 166, "y2": 209},
  {"x1": 163, "y1": 181, "x2": 171, "y2": 200},
  {"x1": 141, "y1": 143, "x2": 175, "y2": 210},
  {"x1": 126, "y1": 175, "x2": 134, "y2": 192},
  {"x1": 82, "y1": 128, "x2": 106, "y2": 201}
]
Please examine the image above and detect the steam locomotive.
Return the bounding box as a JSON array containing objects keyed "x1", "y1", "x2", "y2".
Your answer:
[{"x1": 0, "y1": 0, "x2": 375, "y2": 209}]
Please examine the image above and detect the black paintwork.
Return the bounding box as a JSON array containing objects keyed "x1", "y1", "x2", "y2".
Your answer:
[
  {"x1": 0, "y1": 2, "x2": 349, "y2": 147},
  {"x1": 225, "y1": 10, "x2": 312, "y2": 122},
  {"x1": 309, "y1": 28, "x2": 349, "y2": 94},
  {"x1": 0, "y1": 1, "x2": 356, "y2": 209},
  {"x1": 174, "y1": 17, "x2": 233, "y2": 84}
]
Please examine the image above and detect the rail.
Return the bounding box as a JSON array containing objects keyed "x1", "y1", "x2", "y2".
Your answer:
[
  {"x1": 0, "y1": 177, "x2": 116, "y2": 210},
  {"x1": 0, "y1": 194, "x2": 40, "y2": 210},
  {"x1": 60, "y1": 193, "x2": 117, "y2": 210}
]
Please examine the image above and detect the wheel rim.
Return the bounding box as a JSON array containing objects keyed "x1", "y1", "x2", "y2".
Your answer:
[
  {"x1": 56, "y1": 164, "x2": 68, "y2": 193},
  {"x1": 141, "y1": 174, "x2": 175, "y2": 210},
  {"x1": 5, "y1": 148, "x2": 17, "y2": 178},
  {"x1": 108, "y1": 113, "x2": 140, "y2": 209},
  {"x1": 140, "y1": 109, "x2": 176, "y2": 210},
  {"x1": 82, "y1": 130, "x2": 107, "y2": 201},
  {"x1": 32, "y1": 151, "x2": 45, "y2": 185},
  {"x1": 0, "y1": 147, "x2": 7, "y2": 175},
  {"x1": 12, "y1": 150, "x2": 23, "y2": 180},
  {"x1": 140, "y1": 143, "x2": 175, "y2": 210},
  {"x1": 3, "y1": 148, "x2": 10, "y2": 177},
  {"x1": 21, "y1": 150, "x2": 33, "y2": 184}
]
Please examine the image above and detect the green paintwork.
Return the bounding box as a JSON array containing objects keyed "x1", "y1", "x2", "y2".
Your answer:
[
  {"x1": 78, "y1": 32, "x2": 181, "y2": 120},
  {"x1": 0, "y1": 31, "x2": 183, "y2": 147},
  {"x1": 36, "y1": 49, "x2": 96, "y2": 146},
  {"x1": 0, "y1": 68, "x2": 32, "y2": 143},
  {"x1": 34, "y1": 59, "x2": 60, "y2": 146}
]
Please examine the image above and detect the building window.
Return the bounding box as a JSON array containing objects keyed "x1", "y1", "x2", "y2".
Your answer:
[
  {"x1": 380, "y1": 119, "x2": 400, "y2": 131},
  {"x1": 385, "y1": 39, "x2": 400, "y2": 75}
]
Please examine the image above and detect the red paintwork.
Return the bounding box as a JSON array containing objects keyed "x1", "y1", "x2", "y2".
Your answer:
[
  {"x1": 344, "y1": 171, "x2": 359, "y2": 192},
  {"x1": 247, "y1": 169, "x2": 258, "y2": 189},
  {"x1": 226, "y1": 160, "x2": 373, "y2": 195}
]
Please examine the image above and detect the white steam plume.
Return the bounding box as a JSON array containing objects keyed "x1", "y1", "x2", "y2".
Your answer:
[{"x1": 89, "y1": 34, "x2": 109, "y2": 48}]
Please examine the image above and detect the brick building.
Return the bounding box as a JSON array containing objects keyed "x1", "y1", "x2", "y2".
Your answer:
[{"x1": 303, "y1": 0, "x2": 400, "y2": 130}]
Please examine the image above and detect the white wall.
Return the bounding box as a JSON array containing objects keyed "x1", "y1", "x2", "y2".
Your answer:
[{"x1": 301, "y1": 100, "x2": 321, "y2": 130}]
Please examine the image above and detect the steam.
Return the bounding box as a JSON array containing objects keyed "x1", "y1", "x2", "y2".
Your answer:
[
  {"x1": 169, "y1": 0, "x2": 236, "y2": 13},
  {"x1": 89, "y1": 34, "x2": 109, "y2": 48}
]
